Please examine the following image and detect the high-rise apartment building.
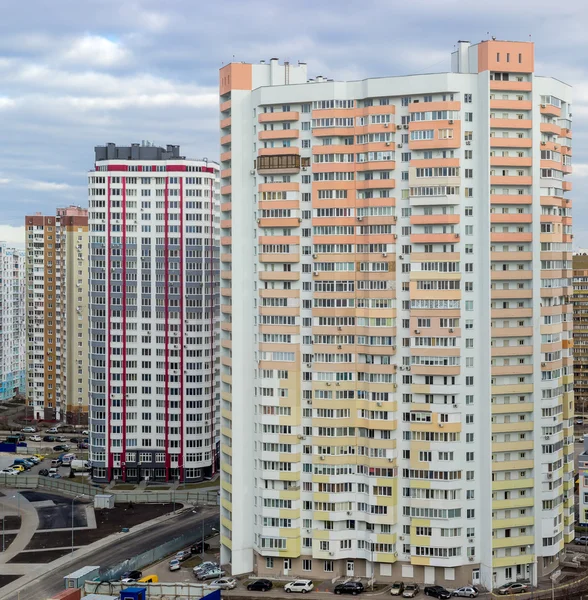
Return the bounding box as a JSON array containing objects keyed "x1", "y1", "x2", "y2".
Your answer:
[
  {"x1": 573, "y1": 251, "x2": 588, "y2": 416},
  {"x1": 88, "y1": 143, "x2": 220, "y2": 483},
  {"x1": 0, "y1": 243, "x2": 25, "y2": 402},
  {"x1": 219, "y1": 40, "x2": 574, "y2": 588},
  {"x1": 25, "y1": 207, "x2": 89, "y2": 422}
]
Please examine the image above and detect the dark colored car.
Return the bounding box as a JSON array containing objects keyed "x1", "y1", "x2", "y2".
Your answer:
[
  {"x1": 424, "y1": 587, "x2": 452, "y2": 599},
  {"x1": 335, "y1": 582, "x2": 365, "y2": 595},
  {"x1": 77, "y1": 442, "x2": 89, "y2": 449},
  {"x1": 121, "y1": 570, "x2": 143, "y2": 582},
  {"x1": 191, "y1": 541, "x2": 211, "y2": 554},
  {"x1": 70, "y1": 437, "x2": 79, "y2": 443},
  {"x1": 39, "y1": 469, "x2": 49, "y2": 476},
  {"x1": 247, "y1": 579, "x2": 273, "y2": 592},
  {"x1": 53, "y1": 445, "x2": 69, "y2": 451},
  {"x1": 43, "y1": 435, "x2": 55, "y2": 442}
]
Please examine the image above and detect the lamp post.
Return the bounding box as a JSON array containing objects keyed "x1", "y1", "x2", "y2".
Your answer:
[
  {"x1": 201, "y1": 524, "x2": 216, "y2": 556},
  {"x1": 71, "y1": 494, "x2": 86, "y2": 555}
]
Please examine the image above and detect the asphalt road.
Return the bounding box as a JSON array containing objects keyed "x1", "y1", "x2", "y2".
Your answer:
[{"x1": 5, "y1": 508, "x2": 219, "y2": 600}]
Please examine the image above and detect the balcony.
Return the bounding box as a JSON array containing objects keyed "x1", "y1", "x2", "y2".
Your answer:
[{"x1": 256, "y1": 154, "x2": 307, "y2": 175}]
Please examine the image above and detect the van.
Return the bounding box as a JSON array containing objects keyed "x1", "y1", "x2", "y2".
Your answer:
[
  {"x1": 50, "y1": 459, "x2": 62, "y2": 468},
  {"x1": 70, "y1": 459, "x2": 90, "y2": 472},
  {"x1": 61, "y1": 453, "x2": 76, "y2": 466},
  {"x1": 138, "y1": 574, "x2": 158, "y2": 583},
  {"x1": 13, "y1": 458, "x2": 32, "y2": 470}
]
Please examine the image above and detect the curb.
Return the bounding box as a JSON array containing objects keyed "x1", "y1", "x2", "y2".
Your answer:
[{"x1": 0, "y1": 502, "x2": 206, "y2": 600}]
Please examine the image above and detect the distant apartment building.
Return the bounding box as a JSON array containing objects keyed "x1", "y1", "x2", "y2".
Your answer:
[
  {"x1": 25, "y1": 207, "x2": 89, "y2": 422},
  {"x1": 218, "y1": 40, "x2": 574, "y2": 588},
  {"x1": 573, "y1": 251, "x2": 588, "y2": 416},
  {"x1": 0, "y1": 243, "x2": 25, "y2": 402},
  {"x1": 87, "y1": 142, "x2": 220, "y2": 483}
]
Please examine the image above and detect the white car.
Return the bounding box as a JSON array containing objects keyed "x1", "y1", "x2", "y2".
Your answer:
[
  {"x1": 169, "y1": 559, "x2": 181, "y2": 571},
  {"x1": 198, "y1": 568, "x2": 225, "y2": 581},
  {"x1": 82, "y1": 430, "x2": 89, "y2": 435},
  {"x1": 285, "y1": 580, "x2": 314, "y2": 594},
  {"x1": 21, "y1": 427, "x2": 36, "y2": 433},
  {"x1": 27, "y1": 456, "x2": 40, "y2": 464},
  {"x1": 0, "y1": 468, "x2": 19, "y2": 475},
  {"x1": 29, "y1": 435, "x2": 41, "y2": 442},
  {"x1": 193, "y1": 562, "x2": 218, "y2": 574},
  {"x1": 210, "y1": 577, "x2": 237, "y2": 590}
]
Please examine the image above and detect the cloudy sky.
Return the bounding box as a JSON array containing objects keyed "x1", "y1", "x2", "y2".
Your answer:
[{"x1": 1, "y1": 0, "x2": 586, "y2": 247}]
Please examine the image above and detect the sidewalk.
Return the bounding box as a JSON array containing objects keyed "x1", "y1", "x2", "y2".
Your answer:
[{"x1": 0, "y1": 490, "x2": 39, "y2": 562}]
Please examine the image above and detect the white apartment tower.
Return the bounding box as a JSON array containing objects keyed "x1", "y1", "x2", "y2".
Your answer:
[
  {"x1": 219, "y1": 40, "x2": 574, "y2": 588},
  {"x1": 0, "y1": 244, "x2": 25, "y2": 403},
  {"x1": 88, "y1": 143, "x2": 220, "y2": 483}
]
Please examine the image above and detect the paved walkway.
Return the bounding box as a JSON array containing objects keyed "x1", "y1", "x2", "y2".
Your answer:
[{"x1": 0, "y1": 490, "x2": 39, "y2": 562}]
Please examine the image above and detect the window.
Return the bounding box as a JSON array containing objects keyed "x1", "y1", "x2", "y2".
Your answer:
[
  {"x1": 266, "y1": 557, "x2": 274, "y2": 569},
  {"x1": 303, "y1": 559, "x2": 312, "y2": 571}
]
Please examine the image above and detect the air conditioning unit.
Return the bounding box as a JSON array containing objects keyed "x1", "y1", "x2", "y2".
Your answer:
[
  {"x1": 250, "y1": 169, "x2": 256, "y2": 175},
  {"x1": 468, "y1": 538, "x2": 474, "y2": 543},
  {"x1": 326, "y1": 382, "x2": 331, "y2": 387},
  {"x1": 337, "y1": 345, "x2": 342, "y2": 349},
  {"x1": 469, "y1": 556, "x2": 475, "y2": 562},
  {"x1": 541, "y1": 104, "x2": 546, "y2": 108},
  {"x1": 414, "y1": 329, "x2": 420, "y2": 334},
  {"x1": 541, "y1": 141, "x2": 546, "y2": 145},
  {"x1": 313, "y1": 271, "x2": 319, "y2": 276},
  {"x1": 466, "y1": 141, "x2": 471, "y2": 145},
  {"x1": 312, "y1": 253, "x2": 318, "y2": 258},
  {"x1": 386, "y1": 142, "x2": 391, "y2": 146},
  {"x1": 397, "y1": 125, "x2": 402, "y2": 130},
  {"x1": 297, "y1": 434, "x2": 305, "y2": 439},
  {"x1": 449, "y1": 328, "x2": 454, "y2": 333},
  {"x1": 357, "y1": 216, "x2": 363, "y2": 221},
  {"x1": 393, "y1": 234, "x2": 397, "y2": 239},
  {"x1": 377, "y1": 402, "x2": 382, "y2": 407},
  {"x1": 547, "y1": 472, "x2": 553, "y2": 479},
  {"x1": 320, "y1": 455, "x2": 325, "y2": 460},
  {"x1": 298, "y1": 218, "x2": 302, "y2": 222},
  {"x1": 384, "y1": 123, "x2": 389, "y2": 128},
  {"x1": 439, "y1": 423, "x2": 444, "y2": 428},
  {"x1": 307, "y1": 363, "x2": 312, "y2": 368},
  {"x1": 403, "y1": 125, "x2": 409, "y2": 130},
  {"x1": 388, "y1": 458, "x2": 393, "y2": 462},
  {"x1": 307, "y1": 400, "x2": 312, "y2": 405},
  {"x1": 329, "y1": 551, "x2": 335, "y2": 556},
  {"x1": 541, "y1": 362, "x2": 546, "y2": 367},
  {"x1": 338, "y1": 326, "x2": 342, "y2": 331},
  {"x1": 347, "y1": 510, "x2": 352, "y2": 515},
  {"x1": 397, "y1": 144, "x2": 403, "y2": 148},
  {"x1": 448, "y1": 120, "x2": 454, "y2": 124},
  {"x1": 382, "y1": 252, "x2": 387, "y2": 257},
  {"x1": 336, "y1": 382, "x2": 340, "y2": 386},
  {"x1": 399, "y1": 366, "x2": 405, "y2": 371}
]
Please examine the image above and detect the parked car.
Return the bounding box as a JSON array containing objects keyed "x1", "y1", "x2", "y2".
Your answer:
[
  {"x1": 573, "y1": 535, "x2": 588, "y2": 545},
  {"x1": 453, "y1": 587, "x2": 479, "y2": 598},
  {"x1": 335, "y1": 582, "x2": 365, "y2": 596},
  {"x1": 403, "y1": 584, "x2": 420, "y2": 598},
  {"x1": 175, "y1": 549, "x2": 192, "y2": 561},
  {"x1": 53, "y1": 445, "x2": 69, "y2": 452},
  {"x1": 210, "y1": 577, "x2": 237, "y2": 590},
  {"x1": 39, "y1": 469, "x2": 49, "y2": 476},
  {"x1": 82, "y1": 430, "x2": 89, "y2": 435},
  {"x1": 198, "y1": 568, "x2": 225, "y2": 581},
  {"x1": 391, "y1": 582, "x2": 405, "y2": 596},
  {"x1": 9, "y1": 465, "x2": 25, "y2": 473},
  {"x1": 193, "y1": 561, "x2": 217, "y2": 574},
  {"x1": 29, "y1": 435, "x2": 41, "y2": 442},
  {"x1": 575, "y1": 418, "x2": 584, "y2": 425},
  {"x1": 191, "y1": 541, "x2": 211, "y2": 554},
  {"x1": 21, "y1": 426, "x2": 36, "y2": 433},
  {"x1": 70, "y1": 437, "x2": 80, "y2": 443},
  {"x1": 43, "y1": 436, "x2": 56, "y2": 442},
  {"x1": 56, "y1": 436, "x2": 67, "y2": 442},
  {"x1": 33, "y1": 453, "x2": 45, "y2": 460},
  {"x1": 496, "y1": 583, "x2": 529, "y2": 595},
  {"x1": 121, "y1": 570, "x2": 142, "y2": 583},
  {"x1": 247, "y1": 579, "x2": 273, "y2": 592},
  {"x1": 424, "y1": 587, "x2": 451, "y2": 599},
  {"x1": 46, "y1": 427, "x2": 59, "y2": 433},
  {"x1": 169, "y1": 559, "x2": 181, "y2": 572},
  {"x1": 48, "y1": 473, "x2": 61, "y2": 478},
  {"x1": 77, "y1": 442, "x2": 89, "y2": 449},
  {"x1": 285, "y1": 580, "x2": 314, "y2": 594},
  {"x1": 0, "y1": 468, "x2": 19, "y2": 475}
]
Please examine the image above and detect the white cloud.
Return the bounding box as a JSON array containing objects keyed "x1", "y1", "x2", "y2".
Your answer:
[
  {"x1": 573, "y1": 164, "x2": 588, "y2": 178},
  {"x1": 0, "y1": 225, "x2": 25, "y2": 248},
  {"x1": 60, "y1": 34, "x2": 130, "y2": 68}
]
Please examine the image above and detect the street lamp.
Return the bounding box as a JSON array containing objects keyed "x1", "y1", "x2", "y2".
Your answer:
[
  {"x1": 71, "y1": 494, "x2": 86, "y2": 555},
  {"x1": 201, "y1": 524, "x2": 217, "y2": 555}
]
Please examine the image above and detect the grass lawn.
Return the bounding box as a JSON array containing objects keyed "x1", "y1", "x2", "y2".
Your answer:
[
  {"x1": 146, "y1": 486, "x2": 170, "y2": 490},
  {"x1": 183, "y1": 556, "x2": 203, "y2": 569},
  {"x1": 112, "y1": 483, "x2": 135, "y2": 490},
  {"x1": 177, "y1": 480, "x2": 219, "y2": 490}
]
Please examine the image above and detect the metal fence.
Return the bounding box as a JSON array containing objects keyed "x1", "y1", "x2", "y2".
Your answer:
[
  {"x1": 97, "y1": 519, "x2": 219, "y2": 582},
  {"x1": 0, "y1": 474, "x2": 218, "y2": 505}
]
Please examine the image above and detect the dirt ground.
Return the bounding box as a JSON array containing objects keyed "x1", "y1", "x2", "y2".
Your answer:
[{"x1": 25, "y1": 503, "x2": 174, "y2": 550}]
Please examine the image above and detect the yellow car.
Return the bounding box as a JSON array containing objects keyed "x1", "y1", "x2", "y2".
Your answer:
[
  {"x1": 10, "y1": 465, "x2": 25, "y2": 472},
  {"x1": 33, "y1": 454, "x2": 45, "y2": 460}
]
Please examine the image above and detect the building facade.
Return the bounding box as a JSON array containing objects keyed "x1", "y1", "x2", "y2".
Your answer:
[
  {"x1": 87, "y1": 143, "x2": 220, "y2": 483},
  {"x1": 573, "y1": 251, "x2": 588, "y2": 417},
  {"x1": 25, "y1": 208, "x2": 89, "y2": 422},
  {"x1": 218, "y1": 40, "x2": 574, "y2": 589},
  {"x1": 578, "y1": 435, "x2": 588, "y2": 527},
  {"x1": 0, "y1": 244, "x2": 25, "y2": 402}
]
